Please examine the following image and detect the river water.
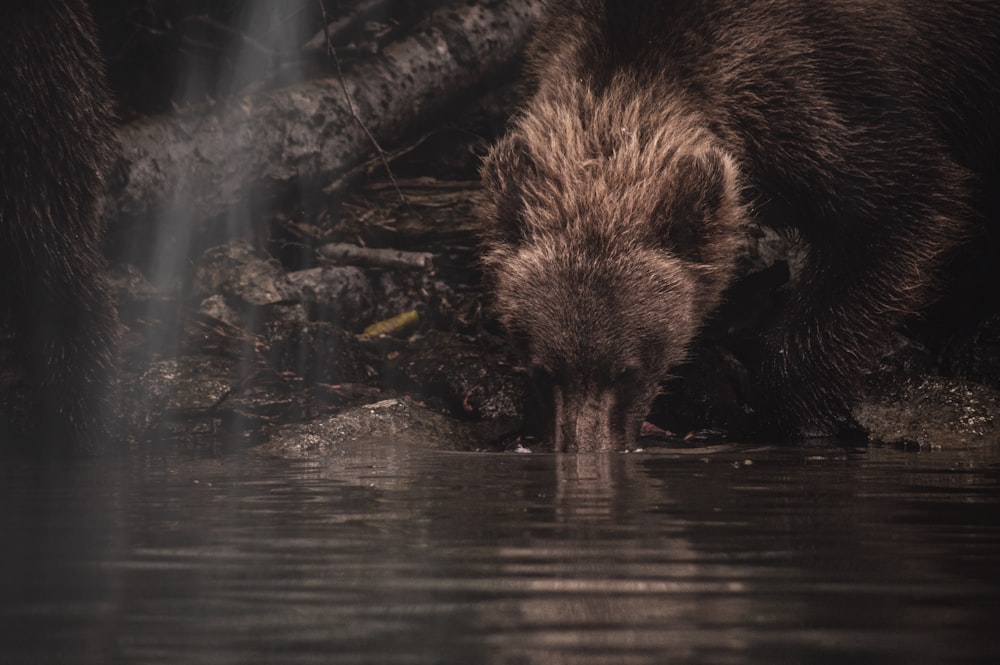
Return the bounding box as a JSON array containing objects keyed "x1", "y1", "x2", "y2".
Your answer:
[{"x1": 2, "y1": 440, "x2": 999, "y2": 664}]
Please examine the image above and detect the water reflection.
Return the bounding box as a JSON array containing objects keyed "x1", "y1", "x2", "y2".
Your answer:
[{"x1": 2, "y1": 442, "x2": 999, "y2": 664}]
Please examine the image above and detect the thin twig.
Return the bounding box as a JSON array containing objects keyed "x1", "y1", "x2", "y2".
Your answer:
[{"x1": 317, "y1": 0, "x2": 411, "y2": 212}]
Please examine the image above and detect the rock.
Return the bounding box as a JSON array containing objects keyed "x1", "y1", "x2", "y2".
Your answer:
[
  {"x1": 381, "y1": 331, "x2": 525, "y2": 432},
  {"x1": 135, "y1": 354, "x2": 237, "y2": 413},
  {"x1": 942, "y1": 313, "x2": 1000, "y2": 390},
  {"x1": 286, "y1": 266, "x2": 374, "y2": 328},
  {"x1": 118, "y1": 351, "x2": 311, "y2": 445},
  {"x1": 118, "y1": 353, "x2": 238, "y2": 441},
  {"x1": 257, "y1": 397, "x2": 483, "y2": 458},
  {"x1": 198, "y1": 293, "x2": 242, "y2": 328},
  {"x1": 854, "y1": 374, "x2": 1000, "y2": 448},
  {"x1": 193, "y1": 241, "x2": 297, "y2": 306},
  {"x1": 225, "y1": 369, "x2": 298, "y2": 423},
  {"x1": 369, "y1": 270, "x2": 429, "y2": 323},
  {"x1": 264, "y1": 320, "x2": 371, "y2": 385},
  {"x1": 108, "y1": 262, "x2": 160, "y2": 303}
]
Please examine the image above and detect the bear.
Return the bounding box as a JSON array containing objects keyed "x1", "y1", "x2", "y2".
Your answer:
[
  {"x1": 1, "y1": 0, "x2": 119, "y2": 454},
  {"x1": 481, "y1": 0, "x2": 1000, "y2": 452}
]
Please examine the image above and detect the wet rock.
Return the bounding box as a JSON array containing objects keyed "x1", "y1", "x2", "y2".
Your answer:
[
  {"x1": 118, "y1": 353, "x2": 238, "y2": 440},
  {"x1": 942, "y1": 313, "x2": 1000, "y2": 390},
  {"x1": 137, "y1": 354, "x2": 237, "y2": 412},
  {"x1": 854, "y1": 374, "x2": 1000, "y2": 448},
  {"x1": 225, "y1": 369, "x2": 298, "y2": 423},
  {"x1": 192, "y1": 242, "x2": 310, "y2": 334},
  {"x1": 264, "y1": 320, "x2": 371, "y2": 385},
  {"x1": 871, "y1": 333, "x2": 936, "y2": 378},
  {"x1": 306, "y1": 382, "x2": 386, "y2": 411},
  {"x1": 257, "y1": 397, "x2": 482, "y2": 458},
  {"x1": 197, "y1": 285, "x2": 309, "y2": 331},
  {"x1": 286, "y1": 266, "x2": 374, "y2": 328},
  {"x1": 268, "y1": 302, "x2": 311, "y2": 324},
  {"x1": 117, "y1": 351, "x2": 309, "y2": 445},
  {"x1": 380, "y1": 331, "x2": 525, "y2": 438},
  {"x1": 198, "y1": 293, "x2": 242, "y2": 329},
  {"x1": 369, "y1": 271, "x2": 430, "y2": 323},
  {"x1": 110, "y1": 262, "x2": 185, "y2": 344},
  {"x1": 174, "y1": 318, "x2": 252, "y2": 365},
  {"x1": 194, "y1": 241, "x2": 298, "y2": 306},
  {"x1": 108, "y1": 262, "x2": 160, "y2": 304}
]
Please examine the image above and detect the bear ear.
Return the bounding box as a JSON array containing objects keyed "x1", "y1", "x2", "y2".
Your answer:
[
  {"x1": 655, "y1": 147, "x2": 741, "y2": 263},
  {"x1": 481, "y1": 133, "x2": 536, "y2": 246}
]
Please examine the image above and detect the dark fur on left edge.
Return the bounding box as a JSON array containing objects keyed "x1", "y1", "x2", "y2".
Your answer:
[
  {"x1": 1, "y1": 0, "x2": 119, "y2": 453},
  {"x1": 481, "y1": 0, "x2": 1000, "y2": 451}
]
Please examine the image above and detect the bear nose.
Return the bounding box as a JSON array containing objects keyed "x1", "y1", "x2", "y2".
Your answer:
[{"x1": 553, "y1": 387, "x2": 629, "y2": 453}]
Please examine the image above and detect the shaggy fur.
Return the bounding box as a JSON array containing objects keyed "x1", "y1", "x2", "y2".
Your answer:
[
  {"x1": 481, "y1": 0, "x2": 1000, "y2": 451},
  {"x1": 1, "y1": 0, "x2": 119, "y2": 453}
]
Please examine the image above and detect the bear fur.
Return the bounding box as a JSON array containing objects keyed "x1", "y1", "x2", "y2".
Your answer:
[
  {"x1": 481, "y1": 0, "x2": 1000, "y2": 451},
  {"x1": 1, "y1": 0, "x2": 119, "y2": 453}
]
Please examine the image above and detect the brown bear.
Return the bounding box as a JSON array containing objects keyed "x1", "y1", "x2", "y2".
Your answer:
[
  {"x1": 1, "y1": 0, "x2": 119, "y2": 453},
  {"x1": 481, "y1": 0, "x2": 1000, "y2": 451}
]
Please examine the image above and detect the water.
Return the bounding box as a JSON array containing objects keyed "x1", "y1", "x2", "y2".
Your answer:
[{"x1": 2, "y1": 441, "x2": 999, "y2": 664}]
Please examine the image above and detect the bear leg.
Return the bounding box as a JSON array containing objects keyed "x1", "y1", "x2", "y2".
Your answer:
[{"x1": 759, "y1": 160, "x2": 974, "y2": 436}]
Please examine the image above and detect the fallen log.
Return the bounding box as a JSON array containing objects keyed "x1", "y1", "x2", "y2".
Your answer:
[
  {"x1": 301, "y1": 0, "x2": 452, "y2": 55},
  {"x1": 110, "y1": 0, "x2": 541, "y2": 231},
  {"x1": 317, "y1": 242, "x2": 434, "y2": 270}
]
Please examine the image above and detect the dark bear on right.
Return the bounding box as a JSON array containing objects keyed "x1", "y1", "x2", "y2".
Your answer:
[{"x1": 482, "y1": 0, "x2": 1000, "y2": 451}]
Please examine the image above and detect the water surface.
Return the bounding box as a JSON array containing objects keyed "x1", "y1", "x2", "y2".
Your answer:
[{"x1": 2, "y1": 440, "x2": 999, "y2": 664}]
